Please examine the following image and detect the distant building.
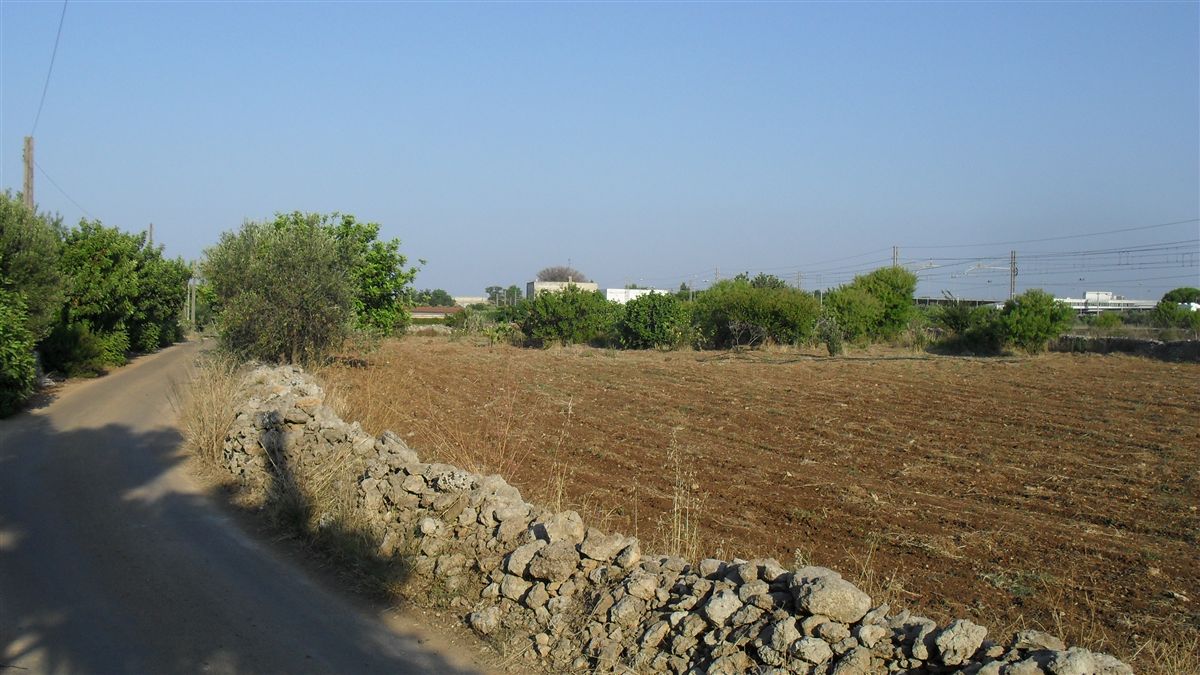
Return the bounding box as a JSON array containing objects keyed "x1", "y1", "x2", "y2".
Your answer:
[
  {"x1": 525, "y1": 280, "x2": 599, "y2": 299},
  {"x1": 453, "y1": 296, "x2": 486, "y2": 307},
  {"x1": 411, "y1": 306, "x2": 464, "y2": 320},
  {"x1": 606, "y1": 288, "x2": 668, "y2": 304},
  {"x1": 1055, "y1": 291, "x2": 1156, "y2": 314}
]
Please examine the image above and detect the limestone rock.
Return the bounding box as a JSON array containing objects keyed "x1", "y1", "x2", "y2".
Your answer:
[
  {"x1": 527, "y1": 541, "x2": 580, "y2": 582},
  {"x1": 936, "y1": 619, "x2": 987, "y2": 666}
]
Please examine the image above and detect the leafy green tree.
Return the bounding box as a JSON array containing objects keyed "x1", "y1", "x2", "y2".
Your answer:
[
  {"x1": 850, "y1": 266, "x2": 917, "y2": 340},
  {"x1": 823, "y1": 286, "x2": 882, "y2": 345},
  {"x1": 205, "y1": 215, "x2": 353, "y2": 363},
  {"x1": 999, "y1": 289, "x2": 1073, "y2": 353},
  {"x1": 0, "y1": 191, "x2": 64, "y2": 341},
  {"x1": 1162, "y1": 287, "x2": 1200, "y2": 304},
  {"x1": 619, "y1": 292, "x2": 690, "y2": 349},
  {"x1": 414, "y1": 288, "x2": 455, "y2": 307},
  {"x1": 734, "y1": 272, "x2": 789, "y2": 290},
  {"x1": 322, "y1": 213, "x2": 419, "y2": 335},
  {"x1": 129, "y1": 248, "x2": 190, "y2": 351},
  {"x1": 0, "y1": 284, "x2": 37, "y2": 416},
  {"x1": 692, "y1": 279, "x2": 819, "y2": 348},
  {"x1": 1152, "y1": 299, "x2": 1200, "y2": 331},
  {"x1": 520, "y1": 286, "x2": 617, "y2": 346}
]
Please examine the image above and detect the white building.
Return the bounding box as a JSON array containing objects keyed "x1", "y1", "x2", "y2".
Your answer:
[
  {"x1": 605, "y1": 288, "x2": 668, "y2": 304},
  {"x1": 525, "y1": 280, "x2": 599, "y2": 299}
]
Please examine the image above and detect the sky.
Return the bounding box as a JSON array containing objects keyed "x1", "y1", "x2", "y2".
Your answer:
[{"x1": 1, "y1": 1, "x2": 1197, "y2": 301}]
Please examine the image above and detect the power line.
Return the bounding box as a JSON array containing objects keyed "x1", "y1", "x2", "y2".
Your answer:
[
  {"x1": 31, "y1": 0, "x2": 69, "y2": 135},
  {"x1": 34, "y1": 160, "x2": 91, "y2": 218},
  {"x1": 904, "y1": 218, "x2": 1199, "y2": 250}
]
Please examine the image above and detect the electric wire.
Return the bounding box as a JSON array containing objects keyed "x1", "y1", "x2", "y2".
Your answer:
[
  {"x1": 34, "y1": 160, "x2": 91, "y2": 218},
  {"x1": 30, "y1": 0, "x2": 69, "y2": 135}
]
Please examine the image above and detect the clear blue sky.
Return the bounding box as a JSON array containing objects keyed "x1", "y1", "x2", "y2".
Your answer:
[{"x1": 2, "y1": 1, "x2": 1197, "y2": 300}]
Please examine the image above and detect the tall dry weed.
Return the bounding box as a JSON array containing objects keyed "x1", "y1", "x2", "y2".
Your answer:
[
  {"x1": 171, "y1": 352, "x2": 243, "y2": 466},
  {"x1": 655, "y1": 430, "x2": 707, "y2": 561}
]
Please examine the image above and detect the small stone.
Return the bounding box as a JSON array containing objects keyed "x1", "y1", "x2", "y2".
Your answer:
[
  {"x1": 699, "y1": 558, "x2": 727, "y2": 578},
  {"x1": 500, "y1": 573, "x2": 531, "y2": 600},
  {"x1": 505, "y1": 540, "x2": 546, "y2": 576},
  {"x1": 528, "y1": 541, "x2": 580, "y2": 582},
  {"x1": 855, "y1": 623, "x2": 888, "y2": 649},
  {"x1": 817, "y1": 620, "x2": 851, "y2": 643},
  {"x1": 794, "y1": 636, "x2": 834, "y2": 664},
  {"x1": 468, "y1": 606, "x2": 501, "y2": 635},
  {"x1": 641, "y1": 620, "x2": 671, "y2": 648},
  {"x1": 579, "y1": 528, "x2": 627, "y2": 561},
  {"x1": 935, "y1": 619, "x2": 987, "y2": 666},
  {"x1": 418, "y1": 517, "x2": 441, "y2": 535},
  {"x1": 615, "y1": 540, "x2": 641, "y2": 568},
  {"x1": 702, "y1": 589, "x2": 743, "y2": 626},
  {"x1": 609, "y1": 595, "x2": 647, "y2": 627},
  {"x1": 767, "y1": 618, "x2": 802, "y2": 652},
  {"x1": 533, "y1": 511, "x2": 586, "y2": 545},
  {"x1": 791, "y1": 574, "x2": 871, "y2": 624},
  {"x1": 1012, "y1": 630, "x2": 1066, "y2": 652},
  {"x1": 524, "y1": 582, "x2": 550, "y2": 609},
  {"x1": 832, "y1": 646, "x2": 874, "y2": 675}
]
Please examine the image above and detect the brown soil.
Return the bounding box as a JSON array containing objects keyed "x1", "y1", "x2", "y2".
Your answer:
[{"x1": 321, "y1": 337, "x2": 1200, "y2": 671}]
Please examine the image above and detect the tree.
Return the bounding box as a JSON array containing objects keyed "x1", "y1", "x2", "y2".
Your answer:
[
  {"x1": 0, "y1": 191, "x2": 64, "y2": 341},
  {"x1": 823, "y1": 286, "x2": 882, "y2": 345},
  {"x1": 692, "y1": 279, "x2": 819, "y2": 348},
  {"x1": 1162, "y1": 287, "x2": 1200, "y2": 304},
  {"x1": 619, "y1": 292, "x2": 690, "y2": 349},
  {"x1": 415, "y1": 288, "x2": 455, "y2": 307},
  {"x1": 129, "y1": 247, "x2": 190, "y2": 351},
  {"x1": 850, "y1": 266, "x2": 917, "y2": 341},
  {"x1": 520, "y1": 286, "x2": 617, "y2": 346},
  {"x1": 205, "y1": 215, "x2": 353, "y2": 364},
  {"x1": 999, "y1": 289, "x2": 1073, "y2": 353},
  {"x1": 0, "y1": 284, "x2": 37, "y2": 416},
  {"x1": 322, "y1": 213, "x2": 419, "y2": 334},
  {"x1": 734, "y1": 272, "x2": 788, "y2": 290},
  {"x1": 537, "y1": 266, "x2": 587, "y2": 282}
]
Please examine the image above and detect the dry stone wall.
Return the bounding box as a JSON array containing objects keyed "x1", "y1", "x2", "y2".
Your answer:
[{"x1": 221, "y1": 365, "x2": 1133, "y2": 675}]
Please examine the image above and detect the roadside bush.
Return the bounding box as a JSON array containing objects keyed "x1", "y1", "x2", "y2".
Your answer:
[
  {"x1": 0, "y1": 192, "x2": 63, "y2": 341},
  {"x1": 324, "y1": 213, "x2": 419, "y2": 335},
  {"x1": 40, "y1": 321, "x2": 108, "y2": 376},
  {"x1": 619, "y1": 292, "x2": 690, "y2": 349},
  {"x1": 999, "y1": 289, "x2": 1073, "y2": 353},
  {"x1": 692, "y1": 279, "x2": 819, "y2": 349},
  {"x1": 520, "y1": 286, "x2": 618, "y2": 347},
  {"x1": 0, "y1": 286, "x2": 37, "y2": 416},
  {"x1": 1091, "y1": 312, "x2": 1123, "y2": 330},
  {"x1": 205, "y1": 216, "x2": 353, "y2": 364}
]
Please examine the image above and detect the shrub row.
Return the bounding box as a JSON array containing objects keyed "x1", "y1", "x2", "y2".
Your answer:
[{"x1": 0, "y1": 191, "x2": 191, "y2": 414}]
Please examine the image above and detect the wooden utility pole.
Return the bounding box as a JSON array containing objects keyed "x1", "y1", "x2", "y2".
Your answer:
[
  {"x1": 22, "y1": 137, "x2": 34, "y2": 210},
  {"x1": 1009, "y1": 250, "x2": 1018, "y2": 300},
  {"x1": 148, "y1": 223, "x2": 154, "y2": 247}
]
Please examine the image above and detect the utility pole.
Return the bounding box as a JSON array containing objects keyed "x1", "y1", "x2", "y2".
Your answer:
[
  {"x1": 714, "y1": 267, "x2": 720, "y2": 282},
  {"x1": 796, "y1": 271, "x2": 802, "y2": 290},
  {"x1": 148, "y1": 223, "x2": 154, "y2": 247},
  {"x1": 892, "y1": 246, "x2": 899, "y2": 267},
  {"x1": 1009, "y1": 250, "x2": 1018, "y2": 300},
  {"x1": 22, "y1": 137, "x2": 34, "y2": 210}
]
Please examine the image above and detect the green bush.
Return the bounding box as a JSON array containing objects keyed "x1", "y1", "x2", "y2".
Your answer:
[
  {"x1": 999, "y1": 289, "x2": 1073, "y2": 353},
  {"x1": 0, "y1": 287, "x2": 37, "y2": 416},
  {"x1": 1152, "y1": 299, "x2": 1200, "y2": 331},
  {"x1": 1091, "y1": 312, "x2": 1123, "y2": 330},
  {"x1": 519, "y1": 287, "x2": 618, "y2": 347},
  {"x1": 823, "y1": 286, "x2": 882, "y2": 345},
  {"x1": 205, "y1": 215, "x2": 353, "y2": 363},
  {"x1": 817, "y1": 312, "x2": 844, "y2": 356},
  {"x1": 692, "y1": 279, "x2": 819, "y2": 349},
  {"x1": 40, "y1": 321, "x2": 107, "y2": 377},
  {"x1": 618, "y1": 292, "x2": 690, "y2": 349},
  {"x1": 0, "y1": 192, "x2": 64, "y2": 341}
]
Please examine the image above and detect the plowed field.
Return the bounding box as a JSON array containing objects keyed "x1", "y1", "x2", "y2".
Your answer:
[{"x1": 321, "y1": 337, "x2": 1199, "y2": 671}]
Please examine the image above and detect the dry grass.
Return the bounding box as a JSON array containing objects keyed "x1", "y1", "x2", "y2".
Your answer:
[{"x1": 170, "y1": 351, "x2": 244, "y2": 465}]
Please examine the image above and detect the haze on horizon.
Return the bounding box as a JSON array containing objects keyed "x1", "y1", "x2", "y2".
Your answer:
[{"x1": 1, "y1": 1, "x2": 1197, "y2": 301}]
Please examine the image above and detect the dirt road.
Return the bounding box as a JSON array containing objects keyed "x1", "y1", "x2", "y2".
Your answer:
[{"x1": 0, "y1": 341, "x2": 483, "y2": 674}]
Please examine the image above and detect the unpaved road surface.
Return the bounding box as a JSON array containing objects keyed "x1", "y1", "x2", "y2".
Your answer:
[{"x1": 0, "y1": 342, "x2": 483, "y2": 674}]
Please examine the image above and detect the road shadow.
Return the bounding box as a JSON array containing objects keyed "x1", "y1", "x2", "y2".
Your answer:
[{"x1": 0, "y1": 411, "x2": 479, "y2": 674}]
